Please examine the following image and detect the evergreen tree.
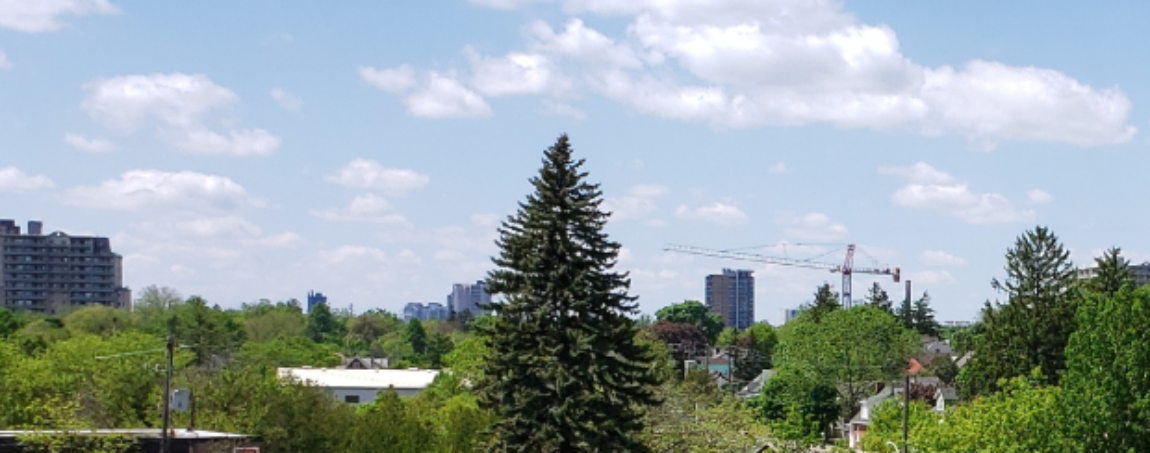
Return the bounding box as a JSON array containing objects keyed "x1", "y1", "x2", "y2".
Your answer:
[
  {"x1": 478, "y1": 135, "x2": 660, "y2": 452},
  {"x1": 959, "y1": 226, "x2": 1077, "y2": 397},
  {"x1": 1086, "y1": 247, "x2": 1135, "y2": 296},
  {"x1": 864, "y1": 282, "x2": 892, "y2": 314},
  {"x1": 404, "y1": 318, "x2": 427, "y2": 355},
  {"x1": 911, "y1": 291, "x2": 940, "y2": 337},
  {"x1": 806, "y1": 283, "x2": 840, "y2": 323}
]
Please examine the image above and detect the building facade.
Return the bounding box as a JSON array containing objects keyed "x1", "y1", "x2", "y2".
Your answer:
[
  {"x1": 307, "y1": 290, "x2": 327, "y2": 313},
  {"x1": 447, "y1": 280, "x2": 490, "y2": 317},
  {"x1": 781, "y1": 308, "x2": 801, "y2": 324},
  {"x1": 1077, "y1": 262, "x2": 1150, "y2": 288},
  {"x1": 705, "y1": 269, "x2": 754, "y2": 330},
  {"x1": 0, "y1": 219, "x2": 130, "y2": 313},
  {"x1": 402, "y1": 302, "x2": 449, "y2": 321}
]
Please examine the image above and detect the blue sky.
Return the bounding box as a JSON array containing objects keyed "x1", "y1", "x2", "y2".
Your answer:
[{"x1": 3, "y1": 0, "x2": 1148, "y2": 323}]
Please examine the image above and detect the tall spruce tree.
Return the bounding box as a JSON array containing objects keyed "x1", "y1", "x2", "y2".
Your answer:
[
  {"x1": 478, "y1": 135, "x2": 660, "y2": 452},
  {"x1": 1086, "y1": 247, "x2": 1135, "y2": 296},
  {"x1": 864, "y1": 282, "x2": 893, "y2": 314},
  {"x1": 806, "y1": 283, "x2": 840, "y2": 323},
  {"x1": 911, "y1": 291, "x2": 940, "y2": 337},
  {"x1": 959, "y1": 226, "x2": 1077, "y2": 397}
]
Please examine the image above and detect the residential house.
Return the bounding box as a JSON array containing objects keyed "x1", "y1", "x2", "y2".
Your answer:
[
  {"x1": 848, "y1": 386, "x2": 902, "y2": 450},
  {"x1": 935, "y1": 386, "x2": 958, "y2": 412},
  {"x1": 736, "y1": 369, "x2": 775, "y2": 399}
]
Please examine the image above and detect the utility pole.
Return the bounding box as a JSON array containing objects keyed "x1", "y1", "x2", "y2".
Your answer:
[
  {"x1": 161, "y1": 335, "x2": 174, "y2": 453},
  {"x1": 903, "y1": 279, "x2": 911, "y2": 453}
]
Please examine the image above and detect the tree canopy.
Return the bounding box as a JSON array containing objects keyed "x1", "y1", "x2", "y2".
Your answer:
[{"x1": 655, "y1": 300, "x2": 724, "y2": 343}]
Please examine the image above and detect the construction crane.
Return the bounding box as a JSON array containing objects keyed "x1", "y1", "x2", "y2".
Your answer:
[{"x1": 663, "y1": 243, "x2": 900, "y2": 308}]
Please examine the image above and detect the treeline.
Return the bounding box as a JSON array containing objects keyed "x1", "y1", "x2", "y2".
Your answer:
[{"x1": 861, "y1": 230, "x2": 1150, "y2": 452}]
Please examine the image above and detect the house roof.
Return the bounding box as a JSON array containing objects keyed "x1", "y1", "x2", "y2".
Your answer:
[
  {"x1": 955, "y1": 351, "x2": 974, "y2": 368},
  {"x1": 277, "y1": 367, "x2": 439, "y2": 390},
  {"x1": 935, "y1": 386, "x2": 958, "y2": 400},
  {"x1": 849, "y1": 387, "x2": 902, "y2": 425},
  {"x1": 736, "y1": 369, "x2": 775, "y2": 399}
]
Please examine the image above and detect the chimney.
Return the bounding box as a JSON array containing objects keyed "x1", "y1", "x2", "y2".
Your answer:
[{"x1": 27, "y1": 221, "x2": 42, "y2": 236}]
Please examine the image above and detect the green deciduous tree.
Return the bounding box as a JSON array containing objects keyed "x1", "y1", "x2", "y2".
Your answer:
[
  {"x1": 960, "y1": 226, "x2": 1077, "y2": 398},
  {"x1": 305, "y1": 302, "x2": 346, "y2": 344},
  {"x1": 655, "y1": 300, "x2": 724, "y2": 343},
  {"x1": 774, "y1": 306, "x2": 917, "y2": 428},
  {"x1": 732, "y1": 323, "x2": 777, "y2": 383},
  {"x1": 479, "y1": 135, "x2": 660, "y2": 452},
  {"x1": 1062, "y1": 286, "x2": 1150, "y2": 450}
]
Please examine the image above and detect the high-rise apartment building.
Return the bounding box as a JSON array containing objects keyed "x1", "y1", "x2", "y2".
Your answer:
[
  {"x1": 447, "y1": 280, "x2": 490, "y2": 317},
  {"x1": 0, "y1": 219, "x2": 130, "y2": 313},
  {"x1": 307, "y1": 290, "x2": 328, "y2": 313},
  {"x1": 403, "y1": 302, "x2": 449, "y2": 321},
  {"x1": 1078, "y1": 262, "x2": 1150, "y2": 288},
  {"x1": 781, "y1": 308, "x2": 801, "y2": 324},
  {"x1": 705, "y1": 269, "x2": 754, "y2": 330}
]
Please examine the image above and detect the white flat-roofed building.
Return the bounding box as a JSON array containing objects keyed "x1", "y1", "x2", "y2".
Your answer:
[{"x1": 277, "y1": 367, "x2": 440, "y2": 403}]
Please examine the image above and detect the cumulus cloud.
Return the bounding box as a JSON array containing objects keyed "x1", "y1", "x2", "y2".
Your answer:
[
  {"x1": 326, "y1": 159, "x2": 429, "y2": 196},
  {"x1": 880, "y1": 162, "x2": 1035, "y2": 224},
  {"x1": 410, "y1": 0, "x2": 1135, "y2": 146},
  {"x1": 63, "y1": 169, "x2": 259, "y2": 211},
  {"x1": 81, "y1": 73, "x2": 280, "y2": 156},
  {"x1": 775, "y1": 211, "x2": 848, "y2": 241},
  {"x1": 910, "y1": 270, "x2": 956, "y2": 285},
  {"x1": 602, "y1": 184, "x2": 670, "y2": 221},
  {"x1": 63, "y1": 133, "x2": 116, "y2": 153},
  {"x1": 468, "y1": 49, "x2": 569, "y2": 96},
  {"x1": 921, "y1": 250, "x2": 966, "y2": 267},
  {"x1": 270, "y1": 87, "x2": 302, "y2": 111},
  {"x1": 0, "y1": 0, "x2": 118, "y2": 33},
  {"x1": 675, "y1": 201, "x2": 748, "y2": 225},
  {"x1": 360, "y1": 65, "x2": 416, "y2": 93},
  {"x1": 0, "y1": 166, "x2": 55, "y2": 193},
  {"x1": 1027, "y1": 189, "x2": 1052, "y2": 204},
  {"x1": 311, "y1": 194, "x2": 410, "y2": 226}
]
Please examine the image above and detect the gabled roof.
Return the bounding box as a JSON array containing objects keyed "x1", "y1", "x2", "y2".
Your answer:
[
  {"x1": 935, "y1": 386, "x2": 958, "y2": 401},
  {"x1": 736, "y1": 369, "x2": 775, "y2": 399}
]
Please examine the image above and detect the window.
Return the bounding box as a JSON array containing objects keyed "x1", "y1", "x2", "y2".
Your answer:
[{"x1": 343, "y1": 395, "x2": 361, "y2": 404}]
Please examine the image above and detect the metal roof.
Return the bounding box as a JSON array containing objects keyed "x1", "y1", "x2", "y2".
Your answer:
[{"x1": 277, "y1": 367, "x2": 440, "y2": 390}]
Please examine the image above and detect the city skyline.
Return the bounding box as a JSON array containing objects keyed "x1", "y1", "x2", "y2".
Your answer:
[{"x1": 3, "y1": 1, "x2": 1150, "y2": 321}]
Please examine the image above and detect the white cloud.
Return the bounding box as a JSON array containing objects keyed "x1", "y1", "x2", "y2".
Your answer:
[
  {"x1": 430, "y1": 0, "x2": 1135, "y2": 146},
  {"x1": 768, "y1": 162, "x2": 788, "y2": 174},
  {"x1": 1027, "y1": 189, "x2": 1052, "y2": 204},
  {"x1": 64, "y1": 169, "x2": 259, "y2": 211},
  {"x1": 360, "y1": 65, "x2": 417, "y2": 93},
  {"x1": 470, "y1": 213, "x2": 502, "y2": 228},
  {"x1": 0, "y1": 166, "x2": 54, "y2": 193},
  {"x1": 63, "y1": 133, "x2": 116, "y2": 153},
  {"x1": 602, "y1": 184, "x2": 670, "y2": 221},
  {"x1": 921, "y1": 250, "x2": 966, "y2": 267},
  {"x1": 675, "y1": 201, "x2": 748, "y2": 226},
  {"x1": 405, "y1": 72, "x2": 492, "y2": 119},
  {"x1": 326, "y1": 159, "x2": 429, "y2": 196},
  {"x1": 0, "y1": 0, "x2": 118, "y2": 33},
  {"x1": 541, "y1": 99, "x2": 586, "y2": 119},
  {"x1": 319, "y1": 245, "x2": 390, "y2": 265},
  {"x1": 910, "y1": 270, "x2": 956, "y2": 285},
  {"x1": 81, "y1": 73, "x2": 280, "y2": 156},
  {"x1": 311, "y1": 193, "x2": 410, "y2": 226},
  {"x1": 0, "y1": 49, "x2": 9, "y2": 68},
  {"x1": 775, "y1": 211, "x2": 849, "y2": 241},
  {"x1": 880, "y1": 162, "x2": 1035, "y2": 224},
  {"x1": 270, "y1": 87, "x2": 302, "y2": 111},
  {"x1": 468, "y1": 50, "x2": 569, "y2": 96}
]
